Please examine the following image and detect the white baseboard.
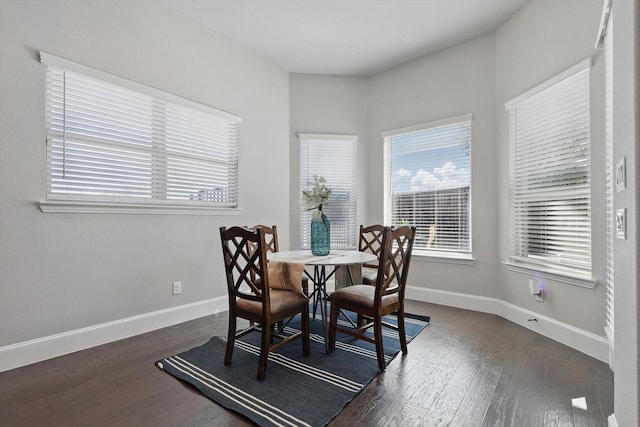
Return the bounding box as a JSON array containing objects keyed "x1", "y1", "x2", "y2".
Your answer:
[
  {"x1": 608, "y1": 414, "x2": 618, "y2": 427},
  {"x1": 406, "y1": 286, "x2": 609, "y2": 362},
  {"x1": 0, "y1": 297, "x2": 228, "y2": 373},
  {"x1": 0, "y1": 287, "x2": 610, "y2": 372}
]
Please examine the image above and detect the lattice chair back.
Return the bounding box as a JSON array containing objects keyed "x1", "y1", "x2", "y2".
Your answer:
[
  {"x1": 244, "y1": 225, "x2": 278, "y2": 285},
  {"x1": 376, "y1": 225, "x2": 416, "y2": 301},
  {"x1": 359, "y1": 224, "x2": 385, "y2": 269},
  {"x1": 246, "y1": 224, "x2": 279, "y2": 253},
  {"x1": 220, "y1": 226, "x2": 271, "y2": 306}
]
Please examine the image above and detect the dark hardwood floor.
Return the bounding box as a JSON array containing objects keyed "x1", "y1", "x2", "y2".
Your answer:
[{"x1": 0, "y1": 300, "x2": 613, "y2": 426}]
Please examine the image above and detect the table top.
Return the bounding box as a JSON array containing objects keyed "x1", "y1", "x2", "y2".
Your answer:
[{"x1": 268, "y1": 250, "x2": 377, "y2": 266}]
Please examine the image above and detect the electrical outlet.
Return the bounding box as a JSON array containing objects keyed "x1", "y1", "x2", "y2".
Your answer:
[
  {"x1": 529, "y1": 277, "x2": 543, "y2": 302},
  {"x1": 172, "y1": 281, "x2": 182, "y2": 295}
]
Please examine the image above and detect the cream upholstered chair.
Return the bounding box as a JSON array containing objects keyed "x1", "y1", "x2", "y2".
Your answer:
[
  {"x1": 220, "y1": 226, "x2": 310, "y2": 380},
  {"x1": 328, "y1": 225, "x2": 416, "y2": 370}
]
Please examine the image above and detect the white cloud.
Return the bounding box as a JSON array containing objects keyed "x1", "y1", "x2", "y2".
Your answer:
[
  {"x1": 393, "y1": 168, "x2": 413, "y2": 193},
  {"x1": 395, "y1": 162, "x2": 469, "y2": 193},
  {"x1": 411, "y1": 169, "x2": 439, "y2": 191},
  {"x1": 396, "y1": 168, "x2": 412, "y2": 177}
]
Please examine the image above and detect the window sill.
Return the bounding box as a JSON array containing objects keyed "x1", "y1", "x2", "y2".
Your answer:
[
  {"x1": 39, "y1": 200, "x2": 241, "y2": 215},
  {"x1": 503, "y1": 261, "x2": 597, "y2": 289},
  {"x1": 413, "y1": 251, "x2": 475, "y2": 265}
]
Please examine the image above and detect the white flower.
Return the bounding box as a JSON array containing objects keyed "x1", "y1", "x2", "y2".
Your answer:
[{"x1": 302, "y1": 175, "x2": 331, "y2": 212}]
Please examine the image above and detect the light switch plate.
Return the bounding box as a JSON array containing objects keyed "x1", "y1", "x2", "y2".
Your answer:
[
  {"x1": 616, "y1": 208, "x2": 627, "y2": 239},
  {"x1": 616, "y1": 157, "x2": 627, "y2": 192}
]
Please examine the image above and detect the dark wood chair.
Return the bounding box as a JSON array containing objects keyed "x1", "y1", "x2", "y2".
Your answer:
[
  {"x1": 358, "y1": 224, "x2": 386, "y2": 285},
  {"x1": 248, "y1": 224, "x2": 309, "y2": 296},
  {"x1": 247, "y1": 224, "x2": 279, "y2": 252},
  {"x1": 328, "y1": 225, "x2": 416, "y2": 370},
  {"x1": 220, "y1": 226, "x2": 310, "y2": 381}
]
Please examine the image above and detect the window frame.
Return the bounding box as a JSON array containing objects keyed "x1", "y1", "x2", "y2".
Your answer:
[
  {"x1": 39, "y1": 52, "x2": 241, "y2": 215},
  {"x1": 299, "y1": 133, "x2": 358, "y2": 250},
  {"x1": 504, "y1": 58, "x2": 596, "y2": 287},
  {"x1": 382, "y1": 114, "x2": 473, "y2": 261}
]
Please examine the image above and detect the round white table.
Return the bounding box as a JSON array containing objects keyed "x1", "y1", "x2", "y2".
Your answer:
[{"x1": 268, "y1": 250, "x2": 377, "y2": 352}]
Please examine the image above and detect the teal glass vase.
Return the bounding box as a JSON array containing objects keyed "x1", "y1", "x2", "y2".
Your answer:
[{"x1": 311, "y1": 211, "x2": 330, "y2": 256}]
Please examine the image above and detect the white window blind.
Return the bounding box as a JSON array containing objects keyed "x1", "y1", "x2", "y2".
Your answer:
[
  {"x1": 383, "y1": 115, "x2": 472, "y2": 257},
  {"x1": 507, "y1": 59, "x2": 591, "y2": 278},
  {"x1": 603, "y1": 8, "x2": 614, "y2": 363},
  {"x1": 41, "y1": 52, "x2": 240, "y2": 211},
  {"x1": 299, "y1": 134, "x2": 357, "y2": 249}
]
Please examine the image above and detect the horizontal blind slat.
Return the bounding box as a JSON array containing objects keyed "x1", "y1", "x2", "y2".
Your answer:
[
  {"x1": 300, "y1": 135, "x2": 358, "y2": 248},
  {"x1": 508, "y1": 60, "x2": 591, "y2": 274},
  {"x1": 45, "y1": 61, "x2": 240, "y2": 207}
]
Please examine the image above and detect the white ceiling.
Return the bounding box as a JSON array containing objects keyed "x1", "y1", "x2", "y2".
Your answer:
[{"x1": 163, "y1": 0, "x2": 529, "y2": 76}]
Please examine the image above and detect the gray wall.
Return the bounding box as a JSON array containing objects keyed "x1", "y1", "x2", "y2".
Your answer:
[
  {"x1": 612, "y1": 0, "x2": 639, "y2": 424},
  {"x1": 0, "y1": 0, "x2": 291, "y2": 346},
  {"x1": 496, "y1": 1, "x2": 606, "y2": 335},
  {"x1": 367, "y1": 33, "x2": 501, "y2": 298},
  {"x1": 290, "y1": 1, "x2": 606, "y2": 335},
  {"x1": 291, "y1": 35, "x2": 500, "y2": 298},
  {"x1": 289, "y1": 75, "x2": 370, "y2": 250}
]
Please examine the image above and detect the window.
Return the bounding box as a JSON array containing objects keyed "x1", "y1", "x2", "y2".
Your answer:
[
  {"x1": 299, "y1": 134, "x2": 357, "y2": 249},
  {"x1": 40, "y1": 52, "x2": 241, "y2": 214},
  {"x1": 383, "y1": 115, "x2": 472, "y2": 258},
  {"x1": 506, "y1": 59, "x2": 592, "y2": 280},
  {"x1": 599, "y1": 0, "x2": 614, "y2": 366}
]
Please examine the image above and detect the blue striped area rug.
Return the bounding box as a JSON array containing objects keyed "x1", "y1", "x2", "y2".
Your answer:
[{"x1": 156, "y1": 311, "x2": 429, "y2": 427}]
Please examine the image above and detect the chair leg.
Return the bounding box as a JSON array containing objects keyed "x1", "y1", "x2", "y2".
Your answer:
[
  {"x1": 270, "y1": 322, "x2": 279, "y2": 343},
  {"x1": 301, "y1": 304, "x2": 310, "y2": 356},
  {"x1": 357, "y1": 313, "x2": 364, "y2": 328},
  {"x1": 274, "y1": 320, "x2": 284, "y2": 333},
  {"x1": 374, "y1": 316, "x2": 386, "y2": 371},
  {"x1": 397, "y1": 305, "x2": 408, "y2": 354},
  {"x1": 257, "y1": 326, "x2": 271, "y2": 381},
  {"x1": 224, "y1": 314, "x2": 236, "y2": 366},
  {"x1": 328, "y1": 303, "x2": 339, "y2": 352}
]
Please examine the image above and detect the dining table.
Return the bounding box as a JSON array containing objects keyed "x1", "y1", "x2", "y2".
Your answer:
[{"x1": 267, "y1": 249, "x2": 377, "y2": 352}]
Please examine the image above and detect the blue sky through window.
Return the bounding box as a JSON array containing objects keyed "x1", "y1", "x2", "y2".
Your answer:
[{"x1": 391, "y1": 123, "x2": 471, "y2": 194}]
